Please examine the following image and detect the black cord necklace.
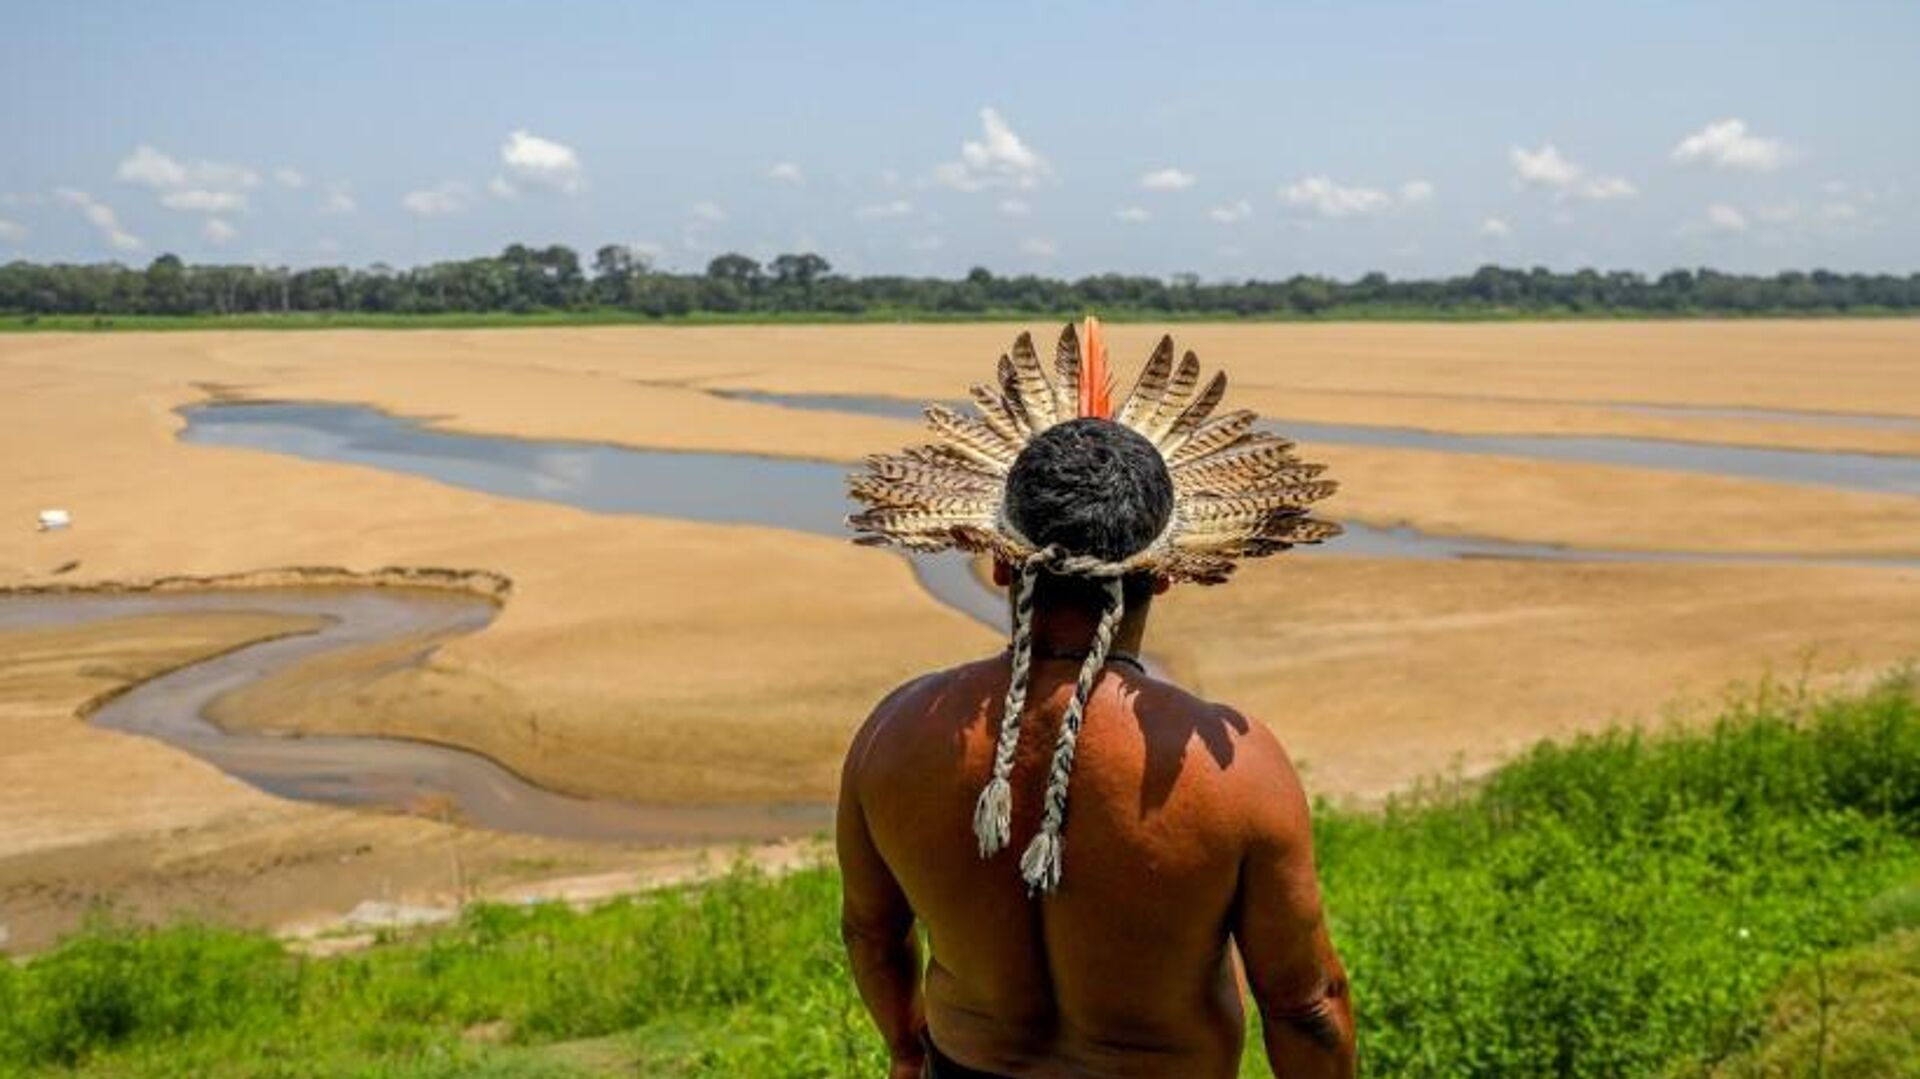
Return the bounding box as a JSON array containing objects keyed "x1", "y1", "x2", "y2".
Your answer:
[{"x1": 1017, "y1": 644, "x2": 1147, "y2": 674}]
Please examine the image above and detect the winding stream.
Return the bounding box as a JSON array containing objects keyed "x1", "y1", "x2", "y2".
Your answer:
[
  {"x1": 8, "y1": 391, "x2": 1918, "y2": 842},
  {"x1": 716, "y1": 390, "x2": 1920, "y2": 496},
  {"x1": 0, "y1": 589, "x2": 825, "y2": 842}
]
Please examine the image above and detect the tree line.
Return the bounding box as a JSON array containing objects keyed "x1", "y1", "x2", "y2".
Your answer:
[{"x1": 4, "y1": 244, "x2": 1917, "y2": 320}]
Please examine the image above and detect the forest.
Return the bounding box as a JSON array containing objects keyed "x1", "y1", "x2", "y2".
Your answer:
[{"x1": 4, "y1": 245, "x2": 1918, "y2": 322}]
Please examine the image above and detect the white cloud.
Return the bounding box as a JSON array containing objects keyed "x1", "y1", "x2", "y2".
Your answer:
[
  {"x1": 933, "y1": 107, "x2": 1050, "y2": 191},
  {"x1": 1509, "y1": 144, "x2": 1636, "y2": 201},
  {"x1": 1115, "y1": 206, "x2": 1151, "y2": 223},
  {"x1": 0, "y1": 218, "x2": 24, "y2": 242},
  {"x1": 856, "y1": 198, "x2": 914, "y2": 219},
  {"x1": 319, "y1": 183, "x2": 357, "y2": 214},
  {"x1": 203, "y1": 218, "x2": 236, "y2": 244},
  {"x1": 1278, "y1": 176, "x2": 1391, "y2": 218},
  {"x1": 160, "y1": 189, "x2": 246, "y2": 214},
  {"x1": 1671, "y1": 119, "x2": 1792, "y2": 172},
  {"x1": 690, "y1": 200, "x2": 727, "y2": 223},
  {"x1": 500, "y1": 129, "x2": 586, "y2": 194},
  {"x1": 117, "y1": 145, "x2": 261, "y2": 218},
  {"x1": 1020, "y1": 237, "x2": 1057, "y2": 257},
  {"x1": 628, "y1": 240, "x2": 665, "y2": 261},
  {"x1": 116, "y1": 145, "x2": 189, "y2": 188},
  {"x1": 1139, "y1": 167, "x2": 1196, "y2": 191},
  {"x1": 401, "y1": 182, "x2": 472, "y2": 216},
  {"x1": 1398, "y1": 179, "x2": 1435, "y2": 205},
  {"x1": 1510, "y1": 144, "x2": 1580, "y2": 187},
  {"x1": 1208, "y1": 199, "x2": 1253, "y2": 224},
  {"x1": 273, "y1": 167, "x2": 307, "y2": 189},
  {"x1": 488, "y1": 176, "x2": 520, "y2": 199},
  {"x1": 55, "y1": 188, "x2": 141, "y2": 250},
  {"x1": 1819, "y1": 201, "x2": 1860, "y2": 223},
  {"x1": 1705, "y1": 203, "x2": 1749, "y2": 232},
  {"x1": 908, "y1": 234, "x2": 945, "y2": 252},
  {"x1": 1480, "y1": 217, "x2": 1511, "y2": 238},
  {"x1": 997, "y1": 197, "x2": 1030, "y2": 217},
  {"x1": 1580, "y1": 176, "x2": 1637, "y2": 200},
  {"x1": 116, "y1": 145, "x2": 259, "y2": 199},
  {"x1": 768, "y1": 162, "x2": 805, "y2": 185}
]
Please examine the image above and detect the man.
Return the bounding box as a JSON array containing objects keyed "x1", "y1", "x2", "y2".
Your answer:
[{"x1": 839, "y1": 322, "x2": 1353, "y2": 1078}]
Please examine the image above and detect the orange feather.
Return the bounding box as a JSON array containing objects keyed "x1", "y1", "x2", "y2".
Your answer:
[{"x1": 1080, "y1": 316, "x2": 1112, "y2": 418}]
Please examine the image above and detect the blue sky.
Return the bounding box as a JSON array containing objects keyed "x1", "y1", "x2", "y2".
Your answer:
[{"x1": 2, "y1": 1, "x2": 1914, "y2": 278}]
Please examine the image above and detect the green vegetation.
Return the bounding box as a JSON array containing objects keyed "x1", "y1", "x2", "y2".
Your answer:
[
  {"x1": 4, "y1": 247, "x2": 1919, "y2": 328},
  {"x1": 2, "y1": 675, "x2": 1915, "y2": 1078},
  {"x1": 1684, "y1": 922, "x2": 1918, "y2": 1078}
]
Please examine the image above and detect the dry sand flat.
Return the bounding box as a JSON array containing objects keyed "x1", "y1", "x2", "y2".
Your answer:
[
  {"x1": 0, "y1": 322, "x2": 1917, "y2": 927},
  {"x1": 181, "y1": 319, "x2": 1920, "y2": 453},
  {"x1": 1151, "y1": 557, "x2": 1920, "y2": 800},
  {"x1": 0, "y1": 340, "x2": 991, "y2": 808},
  {"x1": 16, "y1": 324, "x2": 1920, "y2": 556},
  {"x1": 0, "y1": 610, "x2": 691, "y2": 953}
]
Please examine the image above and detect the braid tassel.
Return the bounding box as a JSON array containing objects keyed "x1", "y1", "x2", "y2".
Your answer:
[
  {"x1": 1020, "y1": 578, "x2": 1125, "y2": 896},
  {"x1": 973, "y1": 562, "x2": 1040, "y2": 858}
]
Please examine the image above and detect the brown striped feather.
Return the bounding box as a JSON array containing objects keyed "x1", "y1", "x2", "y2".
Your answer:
[
  {"x1": 1166, "y1": 410, "x2": 1260, "y2": 466},
  {"x1": 1116, "y1": 336, "x2": 1175, "y2": 429},
  {"x1": 1174, "y1": 459, "x2": 1328, "y2": 498},
  {"x1": 848, "y1": 477, "x2": 998, "y2": 513},
  {"x1": 1007, "y1": 332, "x2": 1061, "y2": 429},
  {"x1": 967, "y1": 384, "x2": 1025, "y2": 443},
  {"x1": 925, "y1": 405, "x2": 1021, "y2": 468},
  {"x1": 1157, "y1": 370, "x2": 1228, "y2": 454},
  {"x1": 1051, "y1": 323, "x2": 1082, "y2": 419}
]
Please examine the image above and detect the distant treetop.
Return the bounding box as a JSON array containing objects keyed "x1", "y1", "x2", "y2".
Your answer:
[{"x1": 2, "y1": 246, "x2": 1915, "y2": 320}]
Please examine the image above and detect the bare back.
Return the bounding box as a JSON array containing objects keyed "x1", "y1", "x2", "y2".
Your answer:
[{"x1": 838, "y1": 654, "x2": 1350, "y2": 1079}]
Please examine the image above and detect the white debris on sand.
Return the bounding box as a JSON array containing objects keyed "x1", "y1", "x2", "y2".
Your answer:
[
  {"x1": 339, "y1": 900, "x2": 457, "y2": 932},
  {"x1": 37, "y1": 508, "x2": 71, "y2": 531}
]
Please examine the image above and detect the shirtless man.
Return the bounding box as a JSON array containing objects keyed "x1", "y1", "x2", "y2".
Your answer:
[{"x1": 839, "y1": 333, "x2": 1353, "y2": 1079}]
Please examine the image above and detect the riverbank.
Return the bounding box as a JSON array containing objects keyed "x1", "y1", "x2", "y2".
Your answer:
[{"x1": 4, "y1": 676, "x2": 1914, "y2": 1077}]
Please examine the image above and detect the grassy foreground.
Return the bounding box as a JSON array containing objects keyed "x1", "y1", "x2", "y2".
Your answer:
[{"x1": 2, "y1": 676, "x2": 1915, "y2": 1078}]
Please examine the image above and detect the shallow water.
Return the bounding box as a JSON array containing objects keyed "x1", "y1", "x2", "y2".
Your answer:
[
  {"x1": 182, "y1": 401, "x2": 1920, "y2": 584},
  {"x1": 183, "y1": 402, "x2": 1003, "y2": 631},
  {"x1": 716, "y1": 389, "x2": 1920, "y2": 497},
  {"x1": 1605, "y1": 401, "x2": 1920, "y2": 432},
  {"x1": 0, "y1": 588, "x2": 830, "y2": 843}
]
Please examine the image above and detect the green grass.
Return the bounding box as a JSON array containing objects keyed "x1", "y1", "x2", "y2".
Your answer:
[
  {"x1": 6, "y1": 306, "x2": 1919, "y2": 333},
  {"x1": 2, "y1": 674, "x2": 1915, "y2": 1078},
  {"x1": 1677, "y1": 921, "x2": 1919, "y2": 1079}
]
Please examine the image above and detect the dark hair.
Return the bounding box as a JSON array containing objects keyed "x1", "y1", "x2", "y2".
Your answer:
[{"x1": 1005, "y1": 418, "x2": 1174, "y2": 609}]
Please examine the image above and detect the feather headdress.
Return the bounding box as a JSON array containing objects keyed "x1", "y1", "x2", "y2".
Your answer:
[{"x1": 847, "y1": 320, "x2": 1339, "y2": 894}]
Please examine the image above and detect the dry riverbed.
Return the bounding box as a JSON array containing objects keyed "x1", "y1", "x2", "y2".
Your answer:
[{"x1": 2, "y1": 322, "x2": 1917, "y2": 944}]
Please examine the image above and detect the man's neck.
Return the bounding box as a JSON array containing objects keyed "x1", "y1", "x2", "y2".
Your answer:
[{"x1": 1027, "y1": 598, "x2": 1151, "y2": 660}]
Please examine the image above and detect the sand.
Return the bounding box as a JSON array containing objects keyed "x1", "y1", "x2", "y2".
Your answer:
[
  {"x1": 1, "y1": 321, "x2": 1916, "y2": 941},
  {"x1": 0, "y1": 610, "x2": 777, "y2": 953}
]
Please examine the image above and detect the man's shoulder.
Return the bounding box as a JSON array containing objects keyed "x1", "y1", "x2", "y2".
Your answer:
[
  {"x1": 1126, "y1": 680, "x2": 1303, "y2": 808},
  {"x1": 867, "y1": 656, "x2": 999, "y2": 720},
  {"x1": 844, "y1": 657, "x2": 999, "y2": 769}
]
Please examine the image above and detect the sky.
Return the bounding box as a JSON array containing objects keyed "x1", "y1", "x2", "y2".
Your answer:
[{"x1": 2, "y1": 1, "x2": 1916, "y2": 279}]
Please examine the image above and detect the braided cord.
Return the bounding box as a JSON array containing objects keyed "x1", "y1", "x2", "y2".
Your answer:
[
  {"x1": 972, "y1": 562, "x2": 1039, "y2": 857},
  {"x1": 1019, "y1": 577, "x2": 1125, "y2": 895}
]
